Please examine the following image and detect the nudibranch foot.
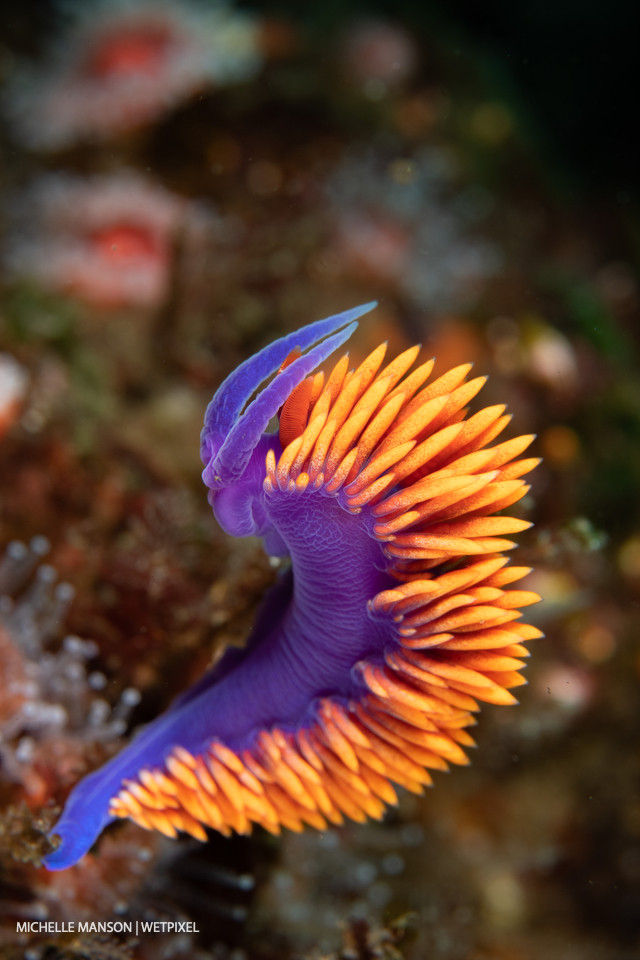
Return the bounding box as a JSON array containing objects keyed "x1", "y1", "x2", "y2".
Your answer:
[{"x1": 44, "y1": 303, "x2": 540, "y2": 870}]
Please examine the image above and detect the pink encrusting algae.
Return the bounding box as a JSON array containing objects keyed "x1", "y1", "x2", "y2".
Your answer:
[
  {"x1": 0, "y1": 354, "x2": 28, "y2": 439},
  {"x1": 326, "y1": 149, "x2": 501, "y2": 312},
  {"x1": 4, "y1": 0, "x2": 262, "y2": 148},
  {"x1": 5, "y1": 171, "x2": 208, "y2": 309},
  {"x1": 339, "y1": 19, "x2": 418, "y2": 96}
]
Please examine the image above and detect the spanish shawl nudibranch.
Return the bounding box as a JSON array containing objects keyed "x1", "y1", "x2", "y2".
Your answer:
[{"x1": 44, "y1": 303, "x2": 541, "y2": 870}]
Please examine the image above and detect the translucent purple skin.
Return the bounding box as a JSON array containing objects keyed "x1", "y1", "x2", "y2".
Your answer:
[{"x1": 44, "y1": 302, "x2": 397, "y2": 870}]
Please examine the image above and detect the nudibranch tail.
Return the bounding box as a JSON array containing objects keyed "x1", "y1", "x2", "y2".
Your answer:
[{"x1": 45, "y1": 304, "x2": 540, "y2": 871}]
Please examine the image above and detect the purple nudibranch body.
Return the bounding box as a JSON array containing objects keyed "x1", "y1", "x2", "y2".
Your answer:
[{"x1": 44, "y1": 302, "x2": 540, "y2": 869}]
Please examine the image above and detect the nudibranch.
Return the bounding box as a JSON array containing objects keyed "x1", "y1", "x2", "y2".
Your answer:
[{"x1": 44, "y1": 303, "x2": 540, "y2": 870}]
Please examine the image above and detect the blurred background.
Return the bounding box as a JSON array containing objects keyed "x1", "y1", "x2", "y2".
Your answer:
[{"x1": 0, "y1": 2, "x2": 638, "y2": 958}]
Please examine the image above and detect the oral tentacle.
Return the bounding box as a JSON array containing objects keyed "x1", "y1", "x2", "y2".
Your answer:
[{"x1": 200, "y1": 302, "x2": 377, "y2": 474}]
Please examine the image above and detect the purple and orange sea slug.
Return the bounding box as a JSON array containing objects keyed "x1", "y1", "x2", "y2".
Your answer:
[{"x1": 44, "y1": 303, "x2": 541, "y2": 870}]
